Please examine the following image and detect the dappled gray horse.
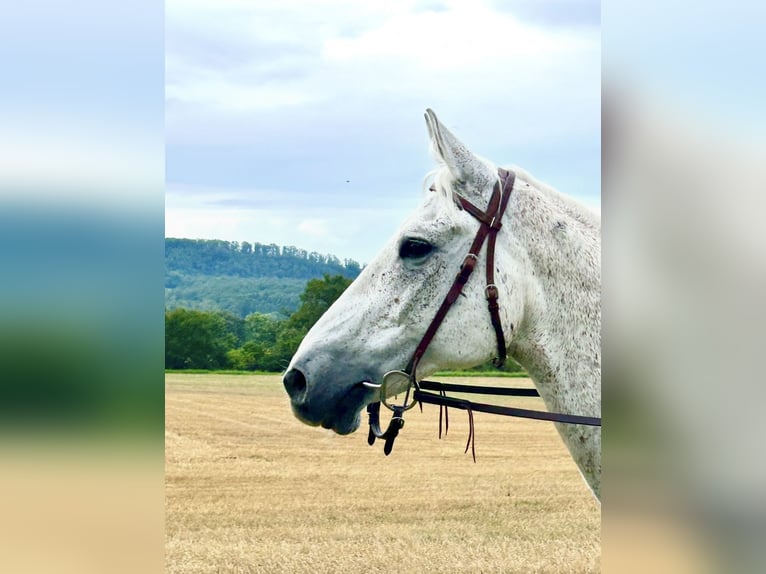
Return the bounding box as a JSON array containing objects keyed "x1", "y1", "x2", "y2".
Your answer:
[{"x1": 283, "y1": 110, "x2": 601, "y2": 500}]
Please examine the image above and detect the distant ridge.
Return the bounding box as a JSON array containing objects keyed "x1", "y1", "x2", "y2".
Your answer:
[{"x1": 165, "y1": 238, "x2": 362, "y2": 317}]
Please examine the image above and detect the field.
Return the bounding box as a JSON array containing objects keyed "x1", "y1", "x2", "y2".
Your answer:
[{"x1": 166, "y1": 374, "x2": 600, "y2": 573}]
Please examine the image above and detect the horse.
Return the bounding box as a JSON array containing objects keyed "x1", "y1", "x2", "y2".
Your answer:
[{"x1": 283, "y1": 109, "x2": 601, "y2": 500}]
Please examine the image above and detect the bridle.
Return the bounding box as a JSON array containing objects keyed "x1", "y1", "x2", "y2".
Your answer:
[{"x1": 366, "y1": 168, "x2": 601, "y2": 459}]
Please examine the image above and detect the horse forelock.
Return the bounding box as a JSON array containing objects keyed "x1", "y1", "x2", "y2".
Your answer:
[
  {"x1": 423, "y1": 166, "x2": 460, "y2": 209},
  {"x1": 422, "y1": 162, "x2": 501, "y2": 218}
]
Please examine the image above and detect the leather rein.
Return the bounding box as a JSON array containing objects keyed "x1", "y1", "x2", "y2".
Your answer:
[{"x1": 366, "y1": 168, "x2": 601, "y2": 459}]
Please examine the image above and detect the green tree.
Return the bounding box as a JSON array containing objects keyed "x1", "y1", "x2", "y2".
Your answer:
[
  {"x1": 224, "y1": 313, "x2": 283, "y2": 371},
  {"x1": 287, "y1": 274, "x2": 353, "y2": 331},
  {"x1": 227, "y1": 341, "x2": 266, "y2": 370},
  {"x1": 263, "y1": 274, "x2": 354, "y2": 370},
  {"x1": 217, "y1": 311, "x2": 245, "y2": 346},
  {"x1": 269, "y1": 324, "x2": 306, "y2": 372},
  {"x1": 244, "y1": 313, "x2": 281, "y2": 346},
  {"x1": 165, "y1": 309, "x2": 238, "y2": 369}
]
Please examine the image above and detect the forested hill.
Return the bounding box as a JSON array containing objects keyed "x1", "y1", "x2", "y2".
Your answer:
[
  {"x1": 165, "y1": 238, "x2": 363, "y2": 317},
  {"x1": 166, "y1": 238, "x2": 362, "y2": 279}
]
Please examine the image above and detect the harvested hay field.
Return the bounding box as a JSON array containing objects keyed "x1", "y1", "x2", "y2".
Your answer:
[{"x1": 166, "y1": 374, "x2": 600, "y2": 573}]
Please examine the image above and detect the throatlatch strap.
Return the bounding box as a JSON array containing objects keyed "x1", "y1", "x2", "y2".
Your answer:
[
  {"x1": 485, "y1": 169, "x2": 515, "y2": 366},
  {"x1": 451, "y1": 169, "x2": 515, "y2": 369}
]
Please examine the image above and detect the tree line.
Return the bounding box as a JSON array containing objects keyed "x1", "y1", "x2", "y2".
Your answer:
[
  {"x1": 166, "y1": 238, "x2": 363, "y2": 280},
  {"x1": 165, "y1": 238, "x2": 365, "y2": 319},
  {"x1": 165, "y1": 274, "x2": 353, "y2": 371},
  {"x1": 165, "y1": 275, "x2": 308, "y2": 318}
]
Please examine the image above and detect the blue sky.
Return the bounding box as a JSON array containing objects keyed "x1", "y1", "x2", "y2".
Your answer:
[{"x1": 165, "y1": 0, "x2": 601, "y2": 263}]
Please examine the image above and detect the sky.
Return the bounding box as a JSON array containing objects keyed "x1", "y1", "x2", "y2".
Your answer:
[{"x1": 165, "y1": 0, "x2": 601, "y2": 264}]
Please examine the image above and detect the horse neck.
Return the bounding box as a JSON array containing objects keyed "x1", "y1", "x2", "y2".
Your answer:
[{"x1": 505, "y1": 177, "x2": 601, "y2": 418}]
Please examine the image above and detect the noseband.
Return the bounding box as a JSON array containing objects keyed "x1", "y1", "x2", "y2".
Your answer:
[{"x1": 367, "y1": 168, "x2": 601, "y2": 458}]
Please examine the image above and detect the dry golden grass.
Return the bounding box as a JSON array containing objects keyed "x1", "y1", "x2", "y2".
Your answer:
[{"x1": 166, "y1": 374, "x2": 600, "y2": 573}]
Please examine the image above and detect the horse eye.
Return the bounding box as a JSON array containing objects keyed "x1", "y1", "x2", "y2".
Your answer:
[{"x1": 399, "y1": 238, "x2": 434, "y2": 260}]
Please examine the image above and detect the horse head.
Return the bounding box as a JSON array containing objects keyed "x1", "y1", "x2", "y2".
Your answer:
[{"x1": 282, "y1": 110, "x2": 530, "y2": 434}]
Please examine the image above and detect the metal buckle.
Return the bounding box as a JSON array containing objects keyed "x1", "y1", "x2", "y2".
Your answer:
[{"x1": 380, "y1": 370, "x2": 420, "y2": 412}]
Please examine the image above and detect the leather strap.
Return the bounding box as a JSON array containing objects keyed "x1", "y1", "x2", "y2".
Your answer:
[
  {"x1": 415, "y1": 381, "x2": 602, "y2": 427},
  {"x1": 418, "y1": 379, "x2": 539, "y2": 396},
  {"x1": 484, "y1": 168, "x2": 515, "y2": 367},
  {"x1": 367, "y1": 402, "x2": 406, "y2": 455},
  {"x1": 407, "y1": 169, "x2": 515, "y2": 377}
]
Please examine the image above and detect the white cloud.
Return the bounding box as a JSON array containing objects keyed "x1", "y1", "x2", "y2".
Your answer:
[
  {"x1": 165, "y1": 0, "x2": 600, "y2": 261},
  {"x1": 323, "y1": 3, "x2": 593, "y2": 69},
  {"x1": 166, "y1": 0, "x2": 598, "y2": 115},
  {"x1": 297, "y1": 218, "x2": 330, "y2": 239},
  {"x1": 165, "y1": 183, "x2": 411, "y2": 262},
  {"x1": 166, "y1": 75, "x2": 319, "y2": 112}
]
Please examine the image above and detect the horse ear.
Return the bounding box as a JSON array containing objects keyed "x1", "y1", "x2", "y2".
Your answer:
[{"x1": 424, "y1": 109, "x2": 496, "y2": 198}]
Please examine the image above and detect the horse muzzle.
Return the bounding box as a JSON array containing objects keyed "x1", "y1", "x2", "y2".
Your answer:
[{"x1": 283, "y1": 367, "x2": 379, "y2": 434}]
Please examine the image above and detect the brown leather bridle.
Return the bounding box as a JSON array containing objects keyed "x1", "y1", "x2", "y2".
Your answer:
[
  {"x1": 366, "y1": 168, "x2": 515, "y2": 450},
  {"x1": 407, "y1": 167, "x2": 516, "y2": 377},
  {"x1": 366, "y1": 168, "x2": 600, "y2": 458}
]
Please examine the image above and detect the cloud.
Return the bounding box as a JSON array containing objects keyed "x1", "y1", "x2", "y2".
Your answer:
[
  {"x1": 165, "y1": 184, "x2": 412, "y2": 263},
  {"x1": 166, "y1": 0, "x2": 600, "y2": 261},
  {"x1": 488, "y1": 0, "x2": 600, "y2": 28},
  {"x1": 167, "y1": 0, "x2": 598, "y2": 115},
  {"x1": 297, "y1": 218, "x2": 330, "y2": 239},
  {"x1": 323, "y1": 3, "x2": 594, "y2": 69}
]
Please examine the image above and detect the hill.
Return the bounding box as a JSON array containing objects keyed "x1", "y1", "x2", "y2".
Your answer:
[{"x1": 165, "y1": 238, "x2": 362, "y2": 317}]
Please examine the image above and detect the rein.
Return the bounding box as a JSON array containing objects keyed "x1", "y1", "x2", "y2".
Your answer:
[{"x1": 367, "y1": 168, "x2": 602, "y2": 458}]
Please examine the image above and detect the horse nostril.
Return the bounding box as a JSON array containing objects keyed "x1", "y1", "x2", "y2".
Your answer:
[{"x1": 283, "y1": 368, "x2": 307, "y2": 401}]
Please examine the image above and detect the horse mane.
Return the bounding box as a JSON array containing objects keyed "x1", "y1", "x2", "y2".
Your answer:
[
  {"x1": 424, "y1": 162, "x2": 600, "y2": 231},
  {"x1": 511, "y1": 166, "x2": 601, "y2": 230}
]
